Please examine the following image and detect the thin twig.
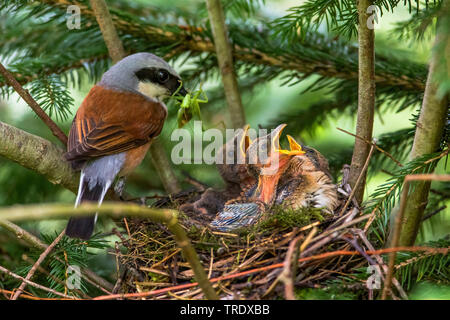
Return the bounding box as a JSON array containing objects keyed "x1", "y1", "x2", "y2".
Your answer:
[
  {"x1": 339, "y1": 144, "x2": 375, "y2": 215},
  {"x1": 0, "y1": 62, "x2": 68, "y2": 145},
  {"x1": 353, "y1": 229, "x2": 408, "y2": 300},
  {"x1": 337, "y1": 127, "x2": 403, "y2": 167},
  {"x1": 421, "y1": 205, "x2": 447, "y2": 221},
  {"x1": 0, "y1": 265, "x2": 76, "y2": 299},
  {"x1": 11, "y1": 230, "x2": 66, "y2": 300},
  {"x1": 382, "y1": 174, "x2": 450, "y2": 299}
]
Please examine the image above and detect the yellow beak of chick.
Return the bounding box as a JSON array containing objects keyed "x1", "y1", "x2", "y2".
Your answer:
[{"x1": 277, "y1": 134, "x2": 305, "y2": 156}]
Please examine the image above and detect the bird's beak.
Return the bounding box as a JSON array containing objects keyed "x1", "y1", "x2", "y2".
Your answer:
[
  {"x1": 251, "y1": 124, "x2": 291, "y2": 205},
  {"x1": 269, "y1": 123, "x2": 287, "y2": 153},
  {"x1": 239, "y1": 124, "x2": 252, "y2": 159},
  {"x1": 278, "y1": 135, "x2": 305, "y2": 156},
  {"x1": 178, "y1": 86, "x2": 188, "y2": 97}
]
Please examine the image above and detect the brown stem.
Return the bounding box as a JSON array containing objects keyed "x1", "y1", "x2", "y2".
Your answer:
[
  {"x1": 339, "y1": 144, "x2": 375, "y2": 215},
  {"x1": 89, "y1": 0, "x2": 125, "y2": 63},
  {"x1": 349, "y1": 0, "x2": 376, "y2": 204},
  {"x1": 149, "y1": 138, "x2": 181, "y2": 194},
  {"x1": 396, "y1": 3, "x2": 450, "y2": 246},
  {"x1": 0, "y1": 62, "x2": 68, "y2": 145},
  {"x1": 206, "y1": 0, "x2": 246, "y2": 128},
  {"x1": 0, "y1": 121, "x2": 78, "y2": 192},
  {"x1": 337, "y1": 127, "x2": 403, "y2": 167}
]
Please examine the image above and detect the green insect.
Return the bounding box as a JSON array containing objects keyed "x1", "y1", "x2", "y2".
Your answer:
[{"x1": 172, "y1": 83, "x2": 208, "y2": 128}]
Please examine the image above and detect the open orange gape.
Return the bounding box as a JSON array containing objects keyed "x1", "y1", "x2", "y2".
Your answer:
[{"x1": 211, "y1": 124, "x2": 339, "y2": 232}]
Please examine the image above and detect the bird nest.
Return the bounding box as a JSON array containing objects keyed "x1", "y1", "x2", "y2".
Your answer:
[{"x1": 113, "y1": 165, "x2": 401, "y2": 300}]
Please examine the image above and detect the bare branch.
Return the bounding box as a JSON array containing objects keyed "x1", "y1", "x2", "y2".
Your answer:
[
  {"x1": 206, "y1": 0, "x2": 246, "y2": 128},
  {"x1": 348, "y1": 0, "x2": 376, "y2": 203},
  {"x1": 0, "y1": 62, "x2": 68, "y2": 145}
]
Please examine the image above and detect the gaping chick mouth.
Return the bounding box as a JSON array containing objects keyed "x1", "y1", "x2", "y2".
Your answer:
[{"x1": 251, "y1": 124, "x2": 305, "y2": 205}]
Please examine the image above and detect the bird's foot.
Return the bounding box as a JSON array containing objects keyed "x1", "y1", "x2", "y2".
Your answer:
[{"x1": 114, "y1": 177, "x2": 127, "y2": 201}]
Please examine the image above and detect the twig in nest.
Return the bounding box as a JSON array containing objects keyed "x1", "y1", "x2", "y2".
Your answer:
[
  {"x1": 352, "y1": 229, "x2": 408, "y2": 300},
  {"x1": 182, "y1": 171, "x2": 209, "y2": 191},
  {"x1": 280, "y1": 227, "x2": 318, "y2": 300},
  {"x1": 95, "y1": 246, "x2": 445, "y2": 300}
]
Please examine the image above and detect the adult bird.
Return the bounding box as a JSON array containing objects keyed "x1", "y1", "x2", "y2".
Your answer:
[{"x1": 64, "y1": 53, "x2": 187, "y2": 240}]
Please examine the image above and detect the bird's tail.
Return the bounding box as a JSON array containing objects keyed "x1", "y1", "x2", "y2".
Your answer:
[
  {"x1": 66, "y1": 154, "x2": 125, "y2": 240},
  {"x1": 66, "y1": 172, "x2": 111, "y2": 240}
]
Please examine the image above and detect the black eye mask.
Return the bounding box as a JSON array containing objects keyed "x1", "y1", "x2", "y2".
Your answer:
[{"x1": 135, "y1": 67, "x2": 182, "y2": 95}]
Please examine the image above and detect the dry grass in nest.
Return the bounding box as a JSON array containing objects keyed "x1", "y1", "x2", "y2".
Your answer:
[{"x1": 112, "y1": 167, "x2": 405, "y2": 300}]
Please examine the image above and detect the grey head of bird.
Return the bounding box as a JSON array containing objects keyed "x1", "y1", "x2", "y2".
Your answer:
[{"x1": 99, "y1": 52, "x2": 187, "y2": 102}]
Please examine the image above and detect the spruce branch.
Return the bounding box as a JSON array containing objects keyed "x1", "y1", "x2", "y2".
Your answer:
[
  {"x1": 206, "y1": 0, "x2": 246, "y2": 128},
  {"x1": 28, "y1": 0, "x2": 425, "y2": 92},
  {"x1": 0, "y1": 216, "x2": 114, "y2": 295},
  {"x1": 0, "y1": 265, "x2": 76, "y2": 299},
  {"x1": 11, "y1": 230, "x2": 66, "y2": 300}
]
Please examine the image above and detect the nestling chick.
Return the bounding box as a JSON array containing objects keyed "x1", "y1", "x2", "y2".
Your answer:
[
  {"x1": 274, "y1": 135, "x2": 338, "y2": 213},
  {"x1": 211, "y1": 124, "x2": 287, "y2": 231},
  {"x1": 180, "y1": 125, "x2": 255, "y2": 218},
  {"x1": 211, "y1": 124, "x2": 338, "y2": 231}
]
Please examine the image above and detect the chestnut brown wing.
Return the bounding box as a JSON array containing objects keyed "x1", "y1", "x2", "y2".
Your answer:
[{"x1": 65, "y1": 86, "x2": 167, "y2": 165}]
